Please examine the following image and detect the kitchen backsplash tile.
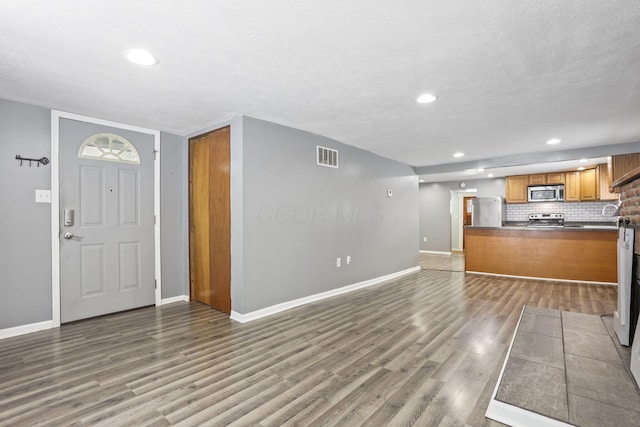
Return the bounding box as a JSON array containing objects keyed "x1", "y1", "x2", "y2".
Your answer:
[{"x1": 506, "y1": 201, "x2": 618, "y2": 222}]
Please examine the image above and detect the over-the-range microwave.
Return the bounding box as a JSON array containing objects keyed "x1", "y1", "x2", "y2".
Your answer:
[{"x1": 528, "y1": 184, "x2": 564, "y2": 202}]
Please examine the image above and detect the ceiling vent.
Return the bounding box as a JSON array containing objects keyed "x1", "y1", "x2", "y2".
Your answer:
[{"x1": 317, "y1": 146, "x2": 338, "y2": 168}]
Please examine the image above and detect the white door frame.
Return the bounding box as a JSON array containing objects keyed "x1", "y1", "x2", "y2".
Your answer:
[{"x1": 51, "y1": 110, "x2": 161, "y2": 327}]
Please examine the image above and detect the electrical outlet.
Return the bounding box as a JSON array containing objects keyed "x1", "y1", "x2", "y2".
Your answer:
[
  {"x1": 336, "y1": 257, "x2": 341, "y2": 268},
  {"x1": 346, "y1": 255, "x2": 352, "y2": 264}
]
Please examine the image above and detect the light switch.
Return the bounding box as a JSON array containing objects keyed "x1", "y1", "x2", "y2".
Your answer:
[{"x1": 35, "y1": 189, "x2": 51, "y2": 203}]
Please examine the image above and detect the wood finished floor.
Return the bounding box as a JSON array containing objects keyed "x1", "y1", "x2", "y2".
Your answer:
[
  {"x1": 420, "y1": 253, "x2": 465, "y2": 272},
  {"x1": 0, "y1": 256, "x2": 617, "y2": 426}
]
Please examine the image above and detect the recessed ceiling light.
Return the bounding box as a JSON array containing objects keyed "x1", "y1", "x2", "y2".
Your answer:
[
  {"x1": 477, "y1": 168, "x2": 485, "y2": 172},
  {"x1": 419, "y1": 179, "x2": 425, "y2": 183},
  {"x1": 453, "y1": 152, "x2": 464, "y2": 158},
  {"x1": 417, "y1": 93, "x2": 437, "y2": 104},
  {"x1": 578, "y1": 158, "x2": 588, "y2": 163},
  {"x1": 577, "y1": 166, "x2": 586, "y2": 171},
  {"x1": 487, "y1": 173, "x2": 494, "y2": 177},
  {"x1": 546, "y1": 138, "x2": 561, "y2": 145},
  {"x1": 124, "y1": 48, "x2": 158, "y2": 66}
]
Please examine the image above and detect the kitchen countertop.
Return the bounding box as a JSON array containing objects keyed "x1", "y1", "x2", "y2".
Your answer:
[{"x1": 465, "y1": 222, "x2": 618, "y2": 231}]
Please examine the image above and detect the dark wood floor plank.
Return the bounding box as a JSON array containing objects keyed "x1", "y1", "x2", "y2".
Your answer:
[{"x1": 0, "y1": 254, "x2": 619, "y2": 426}]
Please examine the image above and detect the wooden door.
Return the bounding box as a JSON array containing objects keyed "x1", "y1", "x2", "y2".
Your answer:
[
  {"x1": 463, "y1": 196, "x2": 475, "y2": 226},
  {"x1": 189, "y1": 127, "x2": 231, "y2": 314},
  {"x1": 462, "y1": 196, "x2": 476, "y2": 249}
]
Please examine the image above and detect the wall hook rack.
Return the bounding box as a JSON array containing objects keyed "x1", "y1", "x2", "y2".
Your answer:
[{"x1": 16, "y1": 155, "x2": 50, "y2": 167}]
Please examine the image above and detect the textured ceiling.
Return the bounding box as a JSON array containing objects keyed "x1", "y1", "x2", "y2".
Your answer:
[{"x1": 1, "y1": 1, "x2": 640, "y2": 169}]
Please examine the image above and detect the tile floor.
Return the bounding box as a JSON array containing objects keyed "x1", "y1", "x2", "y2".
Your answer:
[{"x1": 495, "y1": 306, "x2": 640, "y2": 427}]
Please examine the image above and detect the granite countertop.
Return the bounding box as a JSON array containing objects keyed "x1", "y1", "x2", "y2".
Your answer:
[{"x1": 466, "y1": 222, "x2": 618, "y2": 231}]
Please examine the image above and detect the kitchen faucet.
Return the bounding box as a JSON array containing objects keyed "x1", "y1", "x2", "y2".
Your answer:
[{"x1": 602, "y1": 203, "x2": 621, "y2": 216}]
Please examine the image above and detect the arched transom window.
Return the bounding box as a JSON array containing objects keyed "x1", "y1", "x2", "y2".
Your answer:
[{"x1": 78, "y1": 133, "x2": 141, "y2": 164}]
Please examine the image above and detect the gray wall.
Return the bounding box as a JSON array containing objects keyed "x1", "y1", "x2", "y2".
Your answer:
[
  {"x1": 0, "y1": 98, "x2": 188, "y2": 331},
  {"x1": 237, "y1": 116, "x2": 419, "y2": 313},
  {"x1": 0, "y1": 99, "x2": 52, "y2": 328},
  {"x1": 419, "y1": 178, "x2": 506, "y2": 252},
  {"x1": 160, "y1": 132, "x2": 189, "y2": 298}
]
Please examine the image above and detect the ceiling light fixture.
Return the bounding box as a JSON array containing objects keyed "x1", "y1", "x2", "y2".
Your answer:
[
  {"x1": 453, "y1": 152, "x2": 465, "y2": 158},
  {"x1": 578, "y1": 158, "x2": 588, "y2": 163},
  {"x1": 487, "y1": 173, "x2": 494, "y2": 177},
  {"x1": 124, "y1": 48, "x2": 158, "y2": 66},
  {"x1": 577, "y1": 166, "x2": 586, "y2": 171},
  {"x1": 546, "y1": 138, "x2": 561, "y2": 145},
  {"x1": 477, "y1": 168, "x2": 485, "y2": 172},
  {"x1": 419, "y1": 179, "x2": 425, "y2": 183},
  {"x1": 417, "y1": 93, "x2": 437, "y2": 104}
]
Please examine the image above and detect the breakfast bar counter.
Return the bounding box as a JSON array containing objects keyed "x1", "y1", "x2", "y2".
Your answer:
[{"x1": 464, "y1": 226, "x2": 618, "y2": 283}]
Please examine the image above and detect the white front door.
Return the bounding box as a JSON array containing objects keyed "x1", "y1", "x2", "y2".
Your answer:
[{"x1": 59, "y1": 118, "x2": 155, "y2": 323}]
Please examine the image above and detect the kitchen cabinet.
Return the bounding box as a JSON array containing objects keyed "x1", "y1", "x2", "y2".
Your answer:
[
  {"x1": 528, "y1": 172, "x2": 565, "y2": 185},
  {"x1": 564, "y1": 171, "x2": 580, "y2": 201},
  {"x1": 547, "y1": 172, "x2": 565, "y2": 184},
  {"x1": 506, "y1": 161, "x2": 628, "y2": 202},
  {"x1": 558, "y1": 166, "x2": 611, "y2": 202},
  {"x1": 598, "y1": 163, "x2": 618, "y2": 201},
  {"x1": 528, "y1": 174, "x2": 546, "y2": 185},
  {"x1": 505, "y1": 175, "x2": 528, "y2": 203},
  {"x1": 580, "y1": 167, "x2": 599, "y2": 201}
]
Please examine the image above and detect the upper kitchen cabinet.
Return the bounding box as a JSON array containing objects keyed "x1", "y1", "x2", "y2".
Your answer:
[
  {"x1": 546, "y1": 172, "x2": 565, "y2": 184},
  {"x1": 505, "y1": 175, "x2": 529, "y2": 203},
  {"x1": 580, "y1": 167, "x2": 599, "y2": 201},
  {"x1": 528, "y1": 172, "x2": 565, "y2": 185},
  {"x1": 565, "y1": 165, "x2": 615, "y2": 202},
  {"x1": 599, "y1": 163, "x2": 618, "y2": 201},
  {"x1": 565, "y1": 171, "x2": 581, "y2": 202},
  {"x1": 528, "y1": 174, "x2": 546, "y2": 185}
]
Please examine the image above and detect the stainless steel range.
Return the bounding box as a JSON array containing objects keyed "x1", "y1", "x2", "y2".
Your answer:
[{"x1": 527, "y1": 213, "x2": 564, "y2": 227}]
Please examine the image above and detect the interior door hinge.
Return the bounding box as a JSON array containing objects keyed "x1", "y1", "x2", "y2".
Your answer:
[
  {"x1": 155, "y1": 279, "x2": 157, "y2": 290},
  {"x1": 153, "y1": 150, "x2": 158, "y2": 160},
  {"x1": 154, "y1": 215, "x2": 157, "y2": 225}
]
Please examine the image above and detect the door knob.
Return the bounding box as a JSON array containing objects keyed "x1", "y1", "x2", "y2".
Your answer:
[{"x1": 63, "y1": 232, "x2": 82, "y2": 240}]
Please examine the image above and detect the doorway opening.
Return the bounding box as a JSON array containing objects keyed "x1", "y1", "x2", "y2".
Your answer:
[{"x1": 450, "y1": 189, "x2": 477, "y2": 252}]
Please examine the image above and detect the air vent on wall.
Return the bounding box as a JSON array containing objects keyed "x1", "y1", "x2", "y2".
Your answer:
[{"x1": 317, "y1": 146, "x2": 338, "y2": 168}]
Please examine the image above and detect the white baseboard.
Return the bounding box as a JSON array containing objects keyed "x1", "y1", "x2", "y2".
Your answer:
[
  {"x1": 466, "y1": 270, "x2": 617, "y2": 286},
  {"x1": 1, "y1": 296, "x2": 189, "y2": 341},
  {"x1": 0, "y1": 320, "x2": 53, "y2": 340},
  {"x1": 419, "y1": 250, "x2": 452, "y2": 255},
  {"x1": 231, "y1": 266, "x2": 421, "y2": 323},
  {"x1": 161, "y1": 295, "x2": 189, "y2": 305}
]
